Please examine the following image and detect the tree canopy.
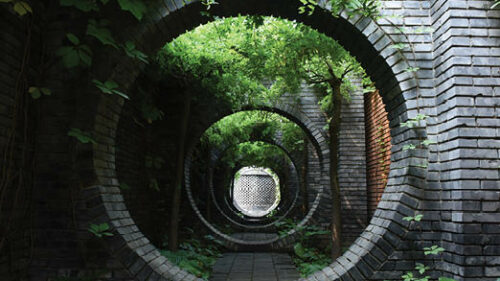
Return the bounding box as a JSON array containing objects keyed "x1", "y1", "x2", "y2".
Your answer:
[{"x1": 157, "y1": 16, "x2": 370, "y2": 112}]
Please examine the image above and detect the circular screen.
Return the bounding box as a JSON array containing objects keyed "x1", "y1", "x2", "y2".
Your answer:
[{"x1": 232, "y1": 167, "x2": 280, "y2": 217}]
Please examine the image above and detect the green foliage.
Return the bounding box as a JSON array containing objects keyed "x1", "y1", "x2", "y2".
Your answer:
[
  {"x1": 202, "y1": 111, "x2": 305, "y2": 158},
  {"x1": 28, "y1": 86, "x2": 51, "y2": 99},
  {"x1": 403, "y1": 214, "x2": 423, "y2": 222},
  {"x1": 390, "y1": 43, "x2": 409, "y2": 50},
  {"x1": 1, "y1": 0, "x2": 32, "y2": 16},
  {"x1": 400, "y1": 114, "x2": 428, "y2": 129},
  {"x1": 56, "y1": 33, "x2": 92, "y2": 68},
  {"x1": 421, "y1": 139, "x2": 436, "y2": 146},
  {"x1": 201, "y1": 0, "x2": 218, "y2": 10},
  {"x1": 88, "y1": 223, "x2": 113, "y2": 238},
  {"x1": 493, "y1": 0, "x2": 500, "y2": 9},
  {"x1": 405, "y1": 67, "x2": 420, "y2": 73},
  {"x1": 415, "y1": 263, "x2": 429, "y2": 275},
  {"x1": 423, "y1": 245, "x2": 445, "y2": 256},
  {"x1": 92, "y1": 79, "x2": 129, "y2": 99},
  {"x1": 160, "y1": 233, "x2": 223, "y2": 280},
  {"x1": 123, "y1": 41, "x2": 148, "y2": 63},
  {"x1": 328, "y1": 0, "x2": 381, "y2": 19},
  {"x1": 398, "y1": 215, "x2": 455, "y2": 281},
  {"x1": 86, "y1": 19, "x2": 118, "y2": 49},
  {"x1": 158, "y1": 16, "x2": 366, "y2": 113},
  {"x1": 275, "y1": 219, "x2": 331, "y2": 277},
  {"x1": 403, "y1": 144, "x2": 416, "y2": 151},
  {"x1": 298, "y1": 0, "x2": 318, "y2": 16},
  {"x1": 117, "y1": 0, "x2": 147, "y2": 20},
  {"x1": 68, "y1": 128, "x2": 96, "y2": 144}
]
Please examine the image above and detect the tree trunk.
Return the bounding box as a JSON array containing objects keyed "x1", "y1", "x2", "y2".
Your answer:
[
  {"x1": 329, "y1": 81, "x2": 343, "y2": 259},
  {"x1": 168, "y1": 87, "x2": 192, "y2": 251},
  {"x1": 300, "y1": 138, "x2": 309, "y2": 216}
]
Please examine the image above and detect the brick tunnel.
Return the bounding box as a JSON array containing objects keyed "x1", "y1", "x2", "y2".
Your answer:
[{"x1": 1, "y1": 1, "x2": 500, "y2": 281}]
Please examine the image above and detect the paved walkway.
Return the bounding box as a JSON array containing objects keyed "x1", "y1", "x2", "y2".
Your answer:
[
  {"x1": 230, "y1": 232, "x2": 279, "y2": 241},
  {"x1": 210, "y1": 252, "x2": 300, "y2": 281}
]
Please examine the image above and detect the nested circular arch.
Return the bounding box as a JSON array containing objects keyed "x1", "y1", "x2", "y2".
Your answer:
[
  {"x1": 200, "y1": 123, "x2": 310, "y2": 230},
  {"x1": 81, "y1": 1, "x2": 429, "y2": 280},
  {"x1": 206, "y1": 141, "x2": 302, "y2": 231},
  {"x1": 183, "y1": 105, "x2": 329, "y2": 250}
]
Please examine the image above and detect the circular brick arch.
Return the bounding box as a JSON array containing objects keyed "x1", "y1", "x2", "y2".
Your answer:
[
  {"x1": 184, "y1": 103, "x2": 329, "y2": 250},
  {"x1": 83, "y1": 1, "x2": 428, "y2": 280},
  {"x1": 204, "y1": 140, "x2": 302, "y2": 231}
]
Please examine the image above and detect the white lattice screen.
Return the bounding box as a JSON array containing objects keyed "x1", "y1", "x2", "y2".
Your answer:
[{"x1": 232, "y1": 167, "x2": 279, "y2": 217}]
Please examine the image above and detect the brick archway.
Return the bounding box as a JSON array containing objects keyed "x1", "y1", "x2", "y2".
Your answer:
[{"x1": 82, "y1": 1, "x2": 429, "y2": 280}]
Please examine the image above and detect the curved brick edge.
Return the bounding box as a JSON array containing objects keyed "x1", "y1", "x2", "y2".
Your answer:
[
  {"x1": 184, "y1": 106, "x2": 329, "y2": 249},
  {"x1": 205, "y1": 142, "x2": 301, "y2": 231},
  {"x1": 200, "y1": 125, "x2": 313, "y2": 229},
  {"x1": 83, "y1": 0, "x2": 427, "y2": 279}
]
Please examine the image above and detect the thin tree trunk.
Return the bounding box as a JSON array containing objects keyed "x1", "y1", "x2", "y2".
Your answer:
[
  {"x1": 300, "y1": 138, "x2": 309, "y2": 216},
  {"x1": 168, "y1": 87, "x2": 192, "y2": 251},
  {"x1": 329, "y1": 81, "x2": 343, "y2": 259}
]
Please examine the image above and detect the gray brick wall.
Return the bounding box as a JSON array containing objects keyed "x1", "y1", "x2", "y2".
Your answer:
[{"x1": 1, "y1": 0, "x2": 500, "y2": 280}]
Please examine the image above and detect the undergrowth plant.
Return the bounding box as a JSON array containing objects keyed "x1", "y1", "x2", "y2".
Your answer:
[
  {"x1": 160, "y1": 229, "x2": 225, "y2": 280},
  {"x1": 275, "y1": 219, "x2": 332, "y2": 277}
]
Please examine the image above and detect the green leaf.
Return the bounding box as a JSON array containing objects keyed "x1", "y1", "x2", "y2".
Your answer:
[
  {"x1": 66, "y1": 33, "x2": 80, "y2": 45},
  {"x1": 421, "y1": 139, "x2": 436, "y2": 146},
  {"x1": 86, "y1": 19, "x2": 118, "y2": 49},
  {"x1": 415, "y1": 263, "x2": 429, "y2": 274},
  {"x1": 122, "y1": 41, "x2": 148, "y2": 63},
  {"x1": 88, "y1": 223, "x2": 113, "y2": 238},
  {"x1": 93, "y1": 79, "x2": 128, "y2": 99},
  {"x1": 40, "y1": 88, "x2": 52, "y2": 96},
  {"x1": 28, "y1": 87, "x2": 51, "y2": 99},
  {"x1": 390, "y1": 43, "x2": 408, "y2": 50},
  {"x1": 119, "y1": 183, "x2": 131, "y2": 190},
  {"x1": 56, "y1": 46, "x2": 81, "y2": 68},
  {"x1": 78, "y1": 48, "x2": 92, "y2": 67},
  {"x1": 28, "y1": 87, "x2": 41, "y2": 99},
  {"x1": 293, "y1": 243, "x2": 307, "y2": 258},
  {"x1": 405, "y1": 67, "x2": 420, "y2": 73},
  {"x1": 13, "y1": 1, "x2": 32, "y2": 16},
  {"x1": 68, "y1": 128, "x2": 96, "y2": 144},
  {"x1": 423, "y1": 245, "x2": 445, "y2": 255},
  {"x1": 117, "y1": 0, "x2": 147, "y2": 20},
  {"x1": 403, "y1": 144, "x2": 416, "y2": 151},
  {"x1": 0, "y1": 0, "x2": 14, "y2": 3}
]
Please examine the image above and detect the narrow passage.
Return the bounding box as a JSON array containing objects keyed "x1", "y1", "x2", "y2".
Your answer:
[{"x1": 210, "y1": 252, "x2": 300, "y2": 281}]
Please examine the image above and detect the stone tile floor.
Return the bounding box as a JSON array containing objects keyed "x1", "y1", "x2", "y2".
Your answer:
[
  {"x1": 210, "y1": 252, "x2": 300, "y2": 281},
  {"x1": 230, "y1": 233, "x2": 279, "y2": 241}
]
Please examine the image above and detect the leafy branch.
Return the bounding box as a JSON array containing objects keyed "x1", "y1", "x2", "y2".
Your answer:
[
  {"x1": 88, "y1": 223, "x2": 114, "y2": 238},
  {"x1": 56, "y1": 33, "x2": 92, "y2": 68},
  {"x1": 92, "y1": 79, "x2": 129, "y2": 99},
  {"x1": 68, "y1": 128, "x2": 96, "y2": 144}
]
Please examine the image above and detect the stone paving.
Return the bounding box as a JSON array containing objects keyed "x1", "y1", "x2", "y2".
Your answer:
[
  {"x1": 230, "y1": 233, "x2": 279, "y2": 241},
  {"x1": 210, "y1": 252, "x2": 300, "y2": 281}
]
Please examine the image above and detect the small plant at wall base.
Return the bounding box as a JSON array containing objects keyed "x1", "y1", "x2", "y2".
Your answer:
[
  {"x1": 274, "y1": 219, "x2": 332, "y2": 277},
  {"x1": 159, "y1": 230, "x2": 224, "y2": 280},
  {"x1": 88, "y1": 223, "x2": 113, "y2": 238}
]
